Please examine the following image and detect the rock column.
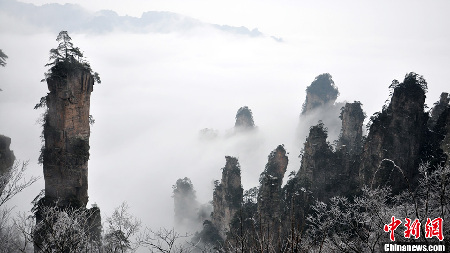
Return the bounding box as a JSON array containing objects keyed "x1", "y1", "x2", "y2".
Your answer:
[
  {"x1": 43, "y1": 69, "x2": 93, "y2": 208},
  {"x1": 257, "y1": 145, "x2": 288, "y2": 240},
  {"x1": 212, "y1": 156, "x2": 243, "y2": 239}
]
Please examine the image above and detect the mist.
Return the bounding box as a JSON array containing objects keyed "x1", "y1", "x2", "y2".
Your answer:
[{"x1": 1, "y1": 0, "x2": 450, "y2": 234}]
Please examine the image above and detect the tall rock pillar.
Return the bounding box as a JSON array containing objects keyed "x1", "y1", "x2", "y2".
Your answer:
[
  {"x1": 43, "y1": 69, "x2": 94, "y2": 208},
  {"x1": 257, "y1": 145, "x2": 288, "y2": 241},
  {"x1": 337, "y1": 102, "x2": 365, "y2": 155},
  {"x1": 212, "y1": 156, "x2": 243, "y2": 239}
]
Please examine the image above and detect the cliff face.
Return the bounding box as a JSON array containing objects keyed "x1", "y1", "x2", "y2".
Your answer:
[
  {"x1": 441, "y1": 109, "x2": 450, "y2": 165},
  {"x1": 337, "y1": 102, "x2": 365, "y2": 155},
  {"x1": 234, "y1": 106, "x2": 255, "y2": 130},
  {"x1": 43, "y1": 69, "x2": 94, "y2": 208},
  {"x1": 428, "y1": 92, "x2": 449, "y2": 130},
  {"x1": 0, "y1": 135, "x2": 15, "y2": 193},
  {"x1": 257, "y1": 145, "x2": 288, "y2": 238},
  {"x1": 419, "y1": 93, "x2": 450, "y2": 168},
  {"x1": 296, "y1": 123, "x2": 344, "y2": 201},
  {"x1": 360, "y1": 73, "x2": 427, "y2": 193},
  {"x1": 212, "y1": 156, "x2": 243, "y2": 239},
  {"x1": 427, "y1": 93, "x2": 450, "y2": 167}
]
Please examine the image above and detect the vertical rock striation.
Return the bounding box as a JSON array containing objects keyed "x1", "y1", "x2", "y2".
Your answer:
[
  {"x1": 257, "y1": 145, "x2": 288, "y2": 239},
  {"x1": 337, "y1": 102, "x2": 365, "y2": 155},
  {"x1": 212, "y1": 156, "x2": 243, "y2": 239},
  {"x1": 43, "y1": 69, "x2": 94, "y2": 208}
]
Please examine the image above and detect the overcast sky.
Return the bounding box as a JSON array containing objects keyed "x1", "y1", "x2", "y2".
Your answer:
[{"x1": 1, "y1": 0, "x2": 449, "y2": 231}]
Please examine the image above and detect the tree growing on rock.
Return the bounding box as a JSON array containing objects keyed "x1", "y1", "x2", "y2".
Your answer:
[
  {"x1": 32, "y1": 31, "x2": 103, "y2": 251},
  {"x1": 42, "y1": 31, "x2": 100, "y2": 84}
]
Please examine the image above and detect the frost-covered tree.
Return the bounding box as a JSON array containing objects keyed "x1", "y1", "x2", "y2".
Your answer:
[
  {"x1": 307, "y1": 163, "x2": 450, "y2": 252},
  {"x1": 0, "y1": 161, "x2": 39, "y2": 207},
  {"x1": 28, "y1": 204, "x2": 102, "y2": 252},
  {"x1": 103, "y1": 202, "x2": 141, "y2": 253}
]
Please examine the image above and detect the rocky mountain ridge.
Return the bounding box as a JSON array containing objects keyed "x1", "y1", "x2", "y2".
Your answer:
[{"x1": 186, "y1": 72, "x2": 450, "y2": 248}]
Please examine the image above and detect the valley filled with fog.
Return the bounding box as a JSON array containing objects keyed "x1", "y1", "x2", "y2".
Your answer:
[{"x1": 1, "y1": 0, "x2": 449, "y2": 234}]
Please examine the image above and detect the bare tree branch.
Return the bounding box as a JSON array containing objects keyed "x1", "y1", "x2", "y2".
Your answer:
[{"x1": 0, "y1": 160, "x2": 40, "y2": 207}]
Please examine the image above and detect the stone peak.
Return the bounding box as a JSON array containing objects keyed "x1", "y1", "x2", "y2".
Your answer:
[
  {"x1": 235, "y1": 106, "x2": 255, "y2": 129},
  {"x1": 302, "y1": 73, "x2": 339, "y2": 114}
]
